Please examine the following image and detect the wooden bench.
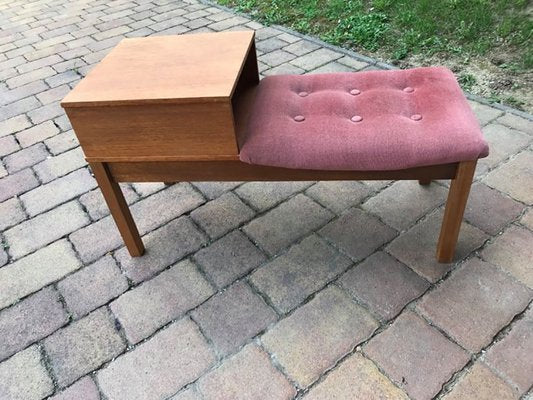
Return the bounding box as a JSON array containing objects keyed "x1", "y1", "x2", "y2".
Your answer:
[{"x1": 61, "y1": 31, "x2": 488, "y2": 263}]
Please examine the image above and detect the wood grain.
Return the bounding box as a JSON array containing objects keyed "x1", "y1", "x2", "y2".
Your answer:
[
  {"x1": 436, "y1": 160, "x2": 477, "y2": 263},
  {"x1": 65, "y1": 102, "x2": 239, "y2": 161},
  {"x1": 90, "y1": 162, "x2": 144, "y2": 257},
  {"x1": 107, "y1": 160, "x2": 459, "y2": 182},
  {"x1": 61, "y1": 31, "x2": 255, "y2": 107}
]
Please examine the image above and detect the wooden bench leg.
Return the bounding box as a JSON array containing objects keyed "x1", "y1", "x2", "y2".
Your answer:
[
  {"x1": 90, "y1": 162, "x2": 145, "y2": 257},
  {"x1": 419, "y1": 179, "x2": 431, "y2": 185},
  {"x1": 436, "y1": 160, "x2": 477, "y2": 263}
]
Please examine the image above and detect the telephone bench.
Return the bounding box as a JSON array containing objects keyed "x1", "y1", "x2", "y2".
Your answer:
[{"x1": 61, "y1": 31, "x2": 488, "y2": 263}]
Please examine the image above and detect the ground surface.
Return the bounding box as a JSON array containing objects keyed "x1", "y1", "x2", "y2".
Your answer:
[
  {"x1": 0, "y1": 1, "x2": 532, "y2": 400},
  {"x1": 218, "y1": 0, "x2": 533, "y2": 112}
]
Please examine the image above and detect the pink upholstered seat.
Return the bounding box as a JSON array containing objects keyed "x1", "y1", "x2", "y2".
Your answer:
[{"x1": 239, "y1": 67, "x2": 489, "y2": 170}]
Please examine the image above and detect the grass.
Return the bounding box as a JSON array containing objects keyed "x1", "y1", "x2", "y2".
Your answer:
[{"x1": 217, "y1": 0, "x2": 532, "y2": 70}]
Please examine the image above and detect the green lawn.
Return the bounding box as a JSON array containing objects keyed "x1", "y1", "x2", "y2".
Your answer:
[
  {"x1": 218, "y1": 0, "x2": 531, "y2": 71},
  {"x1": 218, "y1": 0, "x2": 533, "y2": 110}
]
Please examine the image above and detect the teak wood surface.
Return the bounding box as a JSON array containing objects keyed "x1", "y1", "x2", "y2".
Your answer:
[{"x1": 62, "y1": 31, "x2": 478, "y2": 264}]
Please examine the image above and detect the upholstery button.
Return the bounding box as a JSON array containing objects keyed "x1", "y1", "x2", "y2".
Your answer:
[
  {"x1": 403, "y1": 87, "x2": 414, "y2": 93},
  {"x1": 351, "y1": 115, "x2": 363, "y2": 122},
  {"x1": 411, "y1": 114, "x2": 422, "y2": 121},
  {"x1": 350, "y1": 89, "x2": 361, "y2": 95},
  {"x1": 298, "y1": 91, "x2": 308, "y2": 97},
  {"x1": 294, "y1": 115, "x2": 305, "y2": 122}
]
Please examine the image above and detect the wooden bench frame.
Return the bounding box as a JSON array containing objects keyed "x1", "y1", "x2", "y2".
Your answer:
[
  {"x1": 62, "y1": 31, "x2": 478, "y2": 265},
  {"x1": 90, "y1": 158, "x2": 476, "y2": 263}
]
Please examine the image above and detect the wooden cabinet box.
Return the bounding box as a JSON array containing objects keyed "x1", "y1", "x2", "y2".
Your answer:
[{"x1": 61, "y1": 31, "x2": 258, "y2": 162}]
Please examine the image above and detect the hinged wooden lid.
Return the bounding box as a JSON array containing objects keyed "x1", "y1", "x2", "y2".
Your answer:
[{"x1": 61, "y1": 31, "x2": 255, "y2": 108}]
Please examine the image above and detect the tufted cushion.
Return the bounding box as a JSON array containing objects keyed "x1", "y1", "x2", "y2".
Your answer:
[{"x1": 239, "y1": 67, "x2": 489, "y2": 171}]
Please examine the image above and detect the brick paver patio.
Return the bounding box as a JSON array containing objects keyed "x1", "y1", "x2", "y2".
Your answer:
[{"x1": 1, "y1": 0, "x2": 532, "y2": 399}]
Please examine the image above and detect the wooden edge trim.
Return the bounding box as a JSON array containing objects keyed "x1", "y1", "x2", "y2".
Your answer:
[{"x1": 106, "y1": 160, "x2": 459, "y2": 182}]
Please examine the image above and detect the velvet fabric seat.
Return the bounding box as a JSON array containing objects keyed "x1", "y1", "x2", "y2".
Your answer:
[{"x1": 239, "y1": 67, "x2": 489, "y2": 171}]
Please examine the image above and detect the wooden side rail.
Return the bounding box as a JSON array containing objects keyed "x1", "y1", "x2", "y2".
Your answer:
[{"x1": 90, "y1": 159, "x2": 476, "y2": 263}]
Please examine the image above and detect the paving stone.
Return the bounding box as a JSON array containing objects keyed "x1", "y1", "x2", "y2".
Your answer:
[
  {"x1": 27, "y1": 102, "x2": 64, "y2": 125},
  {"x1": 387, "y1": 209, "x2": 488, "y2": 282},
  {"x1": 442, "y1": 362, "x2": 517, "y2": 400},
  {"x1": 53, "y1": 114, "x2": 72, "y2": 131},
  {"x1": 262, "y1": 286, "x2": 378, "y2": 387},
  {"x1": 251, "y1": 234, "x2": 351, "y2": 313},
  {"x1": 0, "y1": 287, "x2": 67, "y2": 362},
  {"x1": 3, "y1": 143, "x2": 49, "y2": 173},
  {"x1": 260, "y1": 49, "x2": 296, "y2": 67},
  {"x1": 192, "y1": 281, "x2": 276, "y2": 356},
  {"x1": 417, "y1": 257, "x2": 531, "y2": 352},
  {"x1": 97, "y1": 318, "x2": 215, "y2": 400},
  {"x1": 521, "y1": 208, "x2": 533, "y2": 230},
  {"x1": 340, "y1": 251, "x2": 429, "y2": 320},
  {"x1": 0, "y1": 198, "x2": 26, "y2": 231},
  {"x1": 34, "y1": 84, "x2": 70, "y2": 105},
  {"x1": 21, "y1": 168, "x2": 97, "y2": 216},
  {"x1": 483, "y1": 306, "x2": 533, "y2": 395},
  {"x1": 283, "y1": 40, "x2": 320, "y2": 56},
  {"x1": 115, "y1": 216, "x2": 207, "y2": 283},
  {"x1": 58, "y1": 255, "x2": 128, "y2": 319},
  {"x1": 44, "y1": 129, "x2": 79, "y2": 155},
  {"x1": 208, "y1": 16, "x2": 249, "y2": 31},
  {"x1": 191, "y1": 192, "x2": 255, "y2": 239},
  {"x1": 277, "y1": 32, "x2": 300, "y2": 43},
  {"x1": 364, "y1": 311, "x2": 469, "y2": 400},
  {"x1": 481, "y1": 225, "x2": 533, "y2": 288},
  {"x1": 5, "y1": 201, "x2": 89, "y2": 259},
  {"x1": 0, "y1": 96, "x2": 41, "y2": 121},
  {"x1": 464, "y1": 183, "x2": 524, "y2": 234},
  {"x1": 0, "y1": 346, "x2": 54, "y2": 400},
  {"x1": 256, "y1": 37, "x2": 288, "y2": 53},
  {"x1": 0, "y1": 163, "x2": 5, "y2": 178},
  {"x1": 290, "y1": 48, "x2": 342, "y2": 70},
  {"x1": 112, "y1": 260, "x2": 213, "y2": 344},
  {"x1": 49, "y1": 376, "x2": 100, "y2": 400},
  {"x1": 303, "y1": 352, "x2": 409, "y2": 400},
  {"x1": 6, "y1": 66, "x2": 56, "y2": 89},
  {"x1": 44, "y1": 307, "x2": 126, "y2": 387},
  {"x1": 0, "y1": 168, "x2": 39, "y2": 203},
  {"x1": 319, "y1": 208, "x2": 397, "y2": 261},
  {"x1": 15, "y1": 120, "x2": 59, "y2": 147},
  {"x1": 199, "y1": 344, "x2": 296, "y2": 400},
  {"x1": 130, "y1": 183, "x2": 204, "y2": 234},
  {"x1": 79, "y1": 184, "x2": 138, "y2": 221},
  {"x1": 72, "y1": 184, "x2": 204, "y2": 264},
  {"x1": 0, "y1": 240, "x2": 81, "y2": 309},
  {"x1": 236, "y1": 181, "x2": 313, "y2": 211},
  {"x1": 193, "y1": 230, "x2": 267, "y2": 288},
  {"x1": 255, "y1": 26, "x2": 283, "y2": 40},
  {"x1": 477, "y1": 124, "x2": 531, "y2": 175},
  {"x1": 0, "y1": 114, "x2": 31, "y2": 136},
  {"x1": 191, "y1": 181, "x2": 241, "y2": 200},
  {"x1": 45, "y1": 69, "x2": 80, "y2": 87},
  {"x1": 169, "y1": 387, "x2": 202, "y2": 400},
  {"x1": 262, "y1": 63, "x2": 305, "y2": 76},
  {"x1": 311, "y1": 61, "x2": 355, "y2": 73},
  {"x1": 468, "y1": 100, "x2": 503, "y2": 125},
  {"x1": 483, "y1": 151, "x2": 533, "y2": 204},
  {"x1": 362, "y1": 181, "x2": 447, "y2": 230},
  {"x1": 0, "y1": 135, "x2": 20, "y2": 157},
  {"x1": 69, "y1": 213, "x2": 123, "y2": 264},
  {"x1": 244, "y1": 194, "x2": 333, "y2": 255},
  {"x1": 337, "y1": 55, "x2": 370, "y2": 70},
  {"x1": 131, "y1": 182, "x2": 165, "y2": 197},
  {"x1": 3, "y1": 81, "x2": 48, "y2": 105},
  {"x1": 496, "y1": 113, "x2": 533, "y2": 135}
]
